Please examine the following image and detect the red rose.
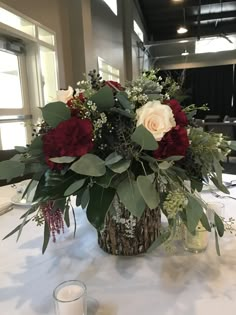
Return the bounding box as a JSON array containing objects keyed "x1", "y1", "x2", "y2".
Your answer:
[
  {"x1": 165, "y1": 99, "x2": 188, "y2": 127},
  {"x1": 105, "y1": 80, "x2": 123, "y2": 91},
  {"x1": 153, "y1": 126, "x2": 189, "y2": 159},
  {"x1": 43, "y1": 117, "x2": 94, "y2": 169}
]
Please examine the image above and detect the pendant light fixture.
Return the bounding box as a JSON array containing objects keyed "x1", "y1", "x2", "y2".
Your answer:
[{"x1": 177, "y1": 8, "x2": 188, "y2": 34}]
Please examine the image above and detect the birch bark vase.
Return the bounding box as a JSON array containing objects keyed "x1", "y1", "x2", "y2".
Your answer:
[{"x1": 97, "y1": 195, "x2": 161, "y2": 256}]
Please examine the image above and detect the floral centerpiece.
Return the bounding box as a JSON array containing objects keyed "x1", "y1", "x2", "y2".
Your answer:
[{"x1": 1, "y1": 70, "x2": 235, "y2": 255}]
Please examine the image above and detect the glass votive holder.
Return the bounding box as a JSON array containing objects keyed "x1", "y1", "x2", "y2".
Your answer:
[
  {"x1": 184, "y1": 221, "x2": 209, "y2": 253},
  {"x1": 53, "y1": 280, "x2": 87, "y2": 315}
]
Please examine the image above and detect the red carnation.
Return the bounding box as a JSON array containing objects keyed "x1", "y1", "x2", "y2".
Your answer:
[
  {"x1": 153, "y1": 126, "x2": 189, "y2": 159},
  {"x1": 105, "y1": 80, "x2": 123, "y2": 91},
  {"x1": 42, "y1": 117, "x2": 94, "y2": 169},
  {"x1": 165, "y1": 99, "x2": 188, "y2": 127}
]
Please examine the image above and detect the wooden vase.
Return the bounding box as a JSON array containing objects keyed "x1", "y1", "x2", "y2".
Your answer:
[{"x1": 97, "y1": 195, "x2": 161, "y2": 256}]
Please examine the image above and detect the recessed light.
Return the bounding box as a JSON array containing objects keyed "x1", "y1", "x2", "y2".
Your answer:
[
  {"x1": 181, "y1": 50, "x2": 189, "y2": 56},
  {"x1": 179, "y1": 40, "x2": 188, "y2": 43},
  {"x1": 177, "y1": 26, "x2": 188, "y2": 34}
]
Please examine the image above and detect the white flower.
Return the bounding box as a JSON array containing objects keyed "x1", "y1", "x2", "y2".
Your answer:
[
  {"x1": 56, "y1": 86, "x2": 73, "y2": 103},
  {"x1": 136, "y1": 100, "x2": 176, "y2": 141}
]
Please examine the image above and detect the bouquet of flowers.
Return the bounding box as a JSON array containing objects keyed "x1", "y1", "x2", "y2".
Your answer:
[{"x1": 1, "y1": 70, "x2": 235, "y2": 255}]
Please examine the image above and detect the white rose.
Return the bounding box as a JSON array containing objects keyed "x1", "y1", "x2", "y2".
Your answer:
[
  {"x1": 136, "y1": 100, "x2": 176, "y2": 141},
  {"x1": 56, "y1": 86, "x2": 74, "y2": 103}
]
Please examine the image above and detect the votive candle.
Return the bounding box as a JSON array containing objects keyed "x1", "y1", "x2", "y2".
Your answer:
[{"x1": 53, "y1": 280, "x2": 87, "y2": 315}]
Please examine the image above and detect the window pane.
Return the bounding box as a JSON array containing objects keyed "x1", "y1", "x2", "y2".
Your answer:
[
  {"x1": 0, "y1": 7, "x2": 35, "y2": 37},
  {"x1": 39, "y1": 46, "x2": 58, "y2": 104},
  {"x1": 38, "y1": 27, "x2": 55, "y2": 46},
  {"x1": 0, "y1": 51, "x2": 23, "y2": 108},
  {"x1": 0, "y1": 122, "x2": 27, "y2": 149}
]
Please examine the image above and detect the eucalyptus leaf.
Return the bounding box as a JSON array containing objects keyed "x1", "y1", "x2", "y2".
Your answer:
[
  {"x1": 3, "y1": 219, "x2": 31, "y2": 240},
  {"x1": 64, "y1": 203, "x2": 70, "y2": 228},
  {"x1": 137, "y1": 175, "x2": 159, "y2": 209},
  {"x1": 210, "y1": 176, "x2": 229, "y2": 194},
  {"x1": 117, "y1": 178, "x2": 146, "y2": 218},
  {"x1": 50, "y1": 156, "x2": 77, "y2": 164},
  {"x1": 105, "y1": 152, "x2": 123, "y2": 166},
  {"x1": 81, "y1": 188, "x2": 90, "y2": 209},
  {"x1": 147, "y1": 230, "x2": 171, "y2": 252},
  {"x1": 110, "y1": 107, "x2": 135, "y2": 118},
  {"x1": 96, "y1": 169, "x2": 117, "y2": 188},
  {"x1": 87, "y1": 185, "x2": 115, "y2": 229},
  {"x1": 229, "y1": 140, "x2": 236, "y2": 151},
  {"x1": 214, "y1": 229, "x2": 221, "y2": 256},
  {"x1": 116, "y1": 92, "x2": 133, "y2": 110},
  {"x1": 14, "y1": 146, "x2": 28, "y2": 153},
  {"x1": 64, "y1": 179, "x2": 86, "y2": 196},
  {"x1": 200, "y1": 211, "x2": 211, "y2": 232},
  {"x1": 108, "y1": 159, "x2": 131, "y2": 174},
  {"x1": 214, "y1": 213, "x2": 224, "y2": 237},
  {"x1": 42, "y1": 222, "x2": 50, "y2": 254},
  {"x1": 70, "y1": 154, "x2": 106, "y2": 177},
  {"x1": 0, "y1": 160, "x2": 25, "y2": 182},
  {"x1": 89, "y1": 86, "x2": 114, "y2": 111},
  {"x1": 131, "y1": 125, "x2": 158, "y2": 150},
  {"x1": 41, "y1": 101, "x2": 71, "y2": 128},
  {"x1": 158, "y1": 161, "x2": 172, "y2": 170},
  {"x1": 186, "y1": 195, "x2": 203, "y2": 232}
]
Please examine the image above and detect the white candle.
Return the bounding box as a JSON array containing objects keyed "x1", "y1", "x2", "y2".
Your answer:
[{"x1": 54, "y1": 281, "x2": 86, "y2": 315}]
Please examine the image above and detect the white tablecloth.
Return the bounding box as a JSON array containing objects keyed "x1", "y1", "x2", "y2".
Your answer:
[{"x1": 0, "y1": 175, "x2": 236, "y2": 315}]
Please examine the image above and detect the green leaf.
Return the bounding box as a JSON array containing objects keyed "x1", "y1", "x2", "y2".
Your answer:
[
  {"x1": 0, "y1": 160, "x2": 25, "y2": 181},
  {"x1": 110, "y1": 107, "x2": 135, "y2": 118},
  {"x1": 28, "y1": 136, "x2": 43, "y2": 155},
  {"x1": 42, "y1": 222, "x2": 50, "y2": 254},
  {"x1": 53, "y1": 198, "x2": 67, "y2": 212},
  {"x1": 210, "y1": 176, "x2": 229, "y2": 194},
  {"x1": 186, "y1": 195, "x2": 203, "y2": 232},
  {"x1": 229, "y1": 140, "x2": 236, "y2": 151},
  {"x1": 64, "y1": 203, "x2": 70, "y2": 227},
  {"x1": 200, "y1": 211, "x2": 211, "y2": 232},
  {"x1": 41, "y1": 101, "x2": 71, "y2": 128},
  {"x1": 214, "y1": 213, "x2": 224, "y2": 237},
  {"x1": 147, "y1": 230, "x2": 171, "y2": 252},
  {"x1": 131, "y1": 125, "x2": 158, "y2": 150},
  {"x1": 214, "y1": 229, "x2": 221, "y2": 256},
  {"x1": 108, "y1": 159, "x2": 131, "y2": 174},
  {"x1": 105, "y1": 152, "x2": 123, "y2": 166},
  {"x1": 117, "y1": 178, "x2": 146, "y2": 218},
  {"x1": 165, "y1": 155, "x2": 184, "y2": 162},
  {"x1": 96, "y1": 169, "x2": 117, "y2": 188},
  {"x1": 64, "y1": 179, "x2": 86, "y2": 196},
  {"x1": 87, "y1": 185, "x2": 116, "y2": 229},
  {"x1": 116, "y1": 92, "x2": 133, "y2": 110},
  {"x1": 49, "y1": 156, "x2": 77, "y2": 164},
  {"x1": 158, "y1": 161, "x2": 172, "y2": 170},
  {"x1": 137, "y1": 175, "x2": 159, "y2": 209},
  {"x1": 89, "y1": 86, "x2": 114, "y2": 111},
  {"x1": 70, "y1": 154, "x2": 106, "y2": 177},
  {"x1": 3, "y1": 219, "x2": 31, "y2": 240},
  {"x1": 76, "y1": 188, "x2": 86, "y2": 207},
  {"x1": 14, "y1": 146, "x2": 27, "y2": 153},
  {"x1": 81, "y1": 188, "x2": 90, "y2": 209}
]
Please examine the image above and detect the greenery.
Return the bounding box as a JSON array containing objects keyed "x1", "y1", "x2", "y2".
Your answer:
[{"x1": 1, "y1": 69, "x2": 235, "y2": 254}]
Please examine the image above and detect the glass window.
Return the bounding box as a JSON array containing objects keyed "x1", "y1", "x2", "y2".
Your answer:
[
  {"x1": 0, "y1": 121, "x2": 27, "y2": 149},
  {"x1": 0, "y1": 7, "x2": 35, "y2": 37},
  {"x1": 133, "y1": 20, "x2": 144, "y2": 42},
  {"x1": 98, "y1": 57, "x2": 120, "y2": 82},
  {"x1": 38, "y1": 27, "x2": 55, "y2": 46},
  {"x1": 39, "y1": 46, "x2": 58, "y2": 104},
  {"x1": 0, "y1": 51, "x2": 23, "y2": 108},
  {"x1": 195, "y1": 36, "x2": 236, "y2": 54},
  {"x1": 103, "y1": 0, "x2": 117, "y2": 15}
]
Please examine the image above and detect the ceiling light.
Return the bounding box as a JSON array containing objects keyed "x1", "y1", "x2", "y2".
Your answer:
[
  {"x1": 172, "y1": 0, "x2": 183, "y2": 2},
  {"x1": 177, "y1": 26, "x2": 188, "y2": 34},
  {"x1": 179, "y1": 40, "x2": 188, "y2": 43},
  {"x1": 181, "y1": 50, "x2": 189, "y2": 56}
]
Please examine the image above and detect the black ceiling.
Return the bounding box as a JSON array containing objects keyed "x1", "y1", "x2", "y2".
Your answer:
[{"x1": 137, "y1": 0, "x2": 236, "y2": 42}]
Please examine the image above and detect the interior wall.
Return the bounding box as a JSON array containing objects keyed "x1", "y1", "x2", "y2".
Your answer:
[{"x1": 91, "y1": 0, "x2": 125, "y2": 83}]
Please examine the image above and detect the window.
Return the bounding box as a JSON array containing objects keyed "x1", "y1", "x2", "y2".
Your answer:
[
  {"x1": 195, "y1": 36, "x2": 236, "y2": 54},
  {"x1": 0, "y1": 3, "x2": 58, "y2": 149},
  {"x1": 98, "y1": 57, "x2": 120, "y2": 82},
  {"x1": 103, "y1": 0, "x2": 117, "y2": 16},
  {"x1": 133, "y1": 20, "x2": 144, "y2": 42}
]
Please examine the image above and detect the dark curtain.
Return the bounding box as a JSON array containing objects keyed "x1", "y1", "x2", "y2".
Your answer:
[{"x1": 183, "y1": 65, "x2": 234, "y2": 119}]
